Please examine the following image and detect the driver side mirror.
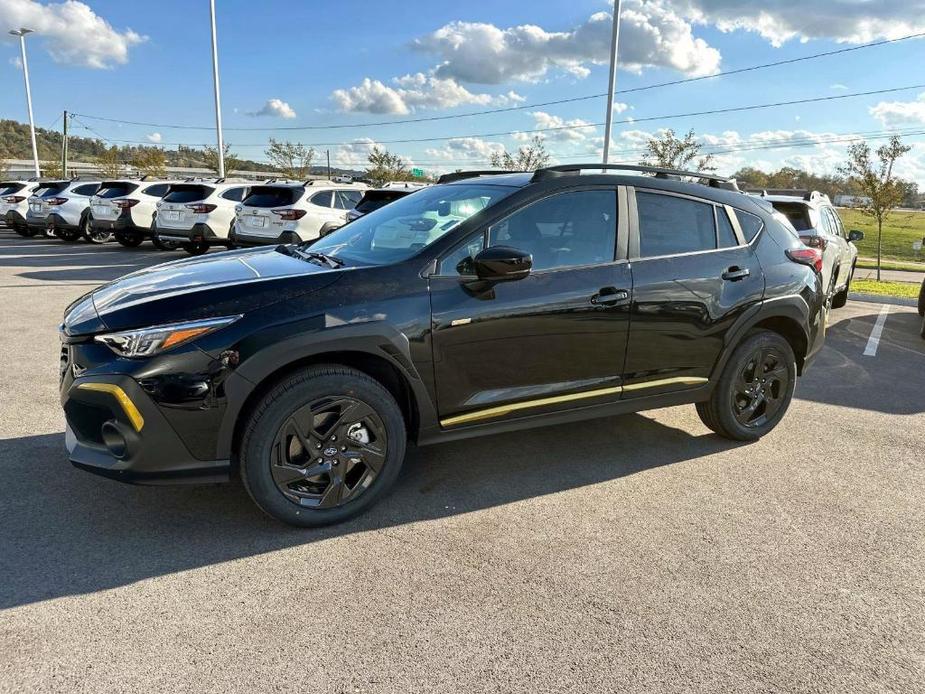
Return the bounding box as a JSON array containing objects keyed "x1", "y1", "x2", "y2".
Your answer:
[
  {"x1": 473, "y1": 246, "x2": 532, "y2": 282},
  {"x1": 848, "y1": 230, "x2": 864, "y2": 242}
]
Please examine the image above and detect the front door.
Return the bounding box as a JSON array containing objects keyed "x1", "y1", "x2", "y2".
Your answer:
[
  {"x1": 430, "y1": 188, "x2": 632, "y2": 428},
  {"x1": 622, "y1": 188, "x2": 764, "y2": 397}
]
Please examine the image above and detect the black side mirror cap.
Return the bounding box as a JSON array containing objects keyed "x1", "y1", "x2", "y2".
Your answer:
[
  {"x1": 473, "y1": 246, "x2": 532, "y2": 282},
  {"x1": 848, "y1": 230, "x2": 864, "y2": 242}
]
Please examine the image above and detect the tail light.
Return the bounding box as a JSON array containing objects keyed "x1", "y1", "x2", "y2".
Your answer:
[
  {"x1": 113, "y1": 198, "x2": 140, "y2": 209},
  {"x1": 272, "y1": 208, "x2": 306, "y2": 221},
  {"x1": 799, "y1": 234, "x2": 827, "y2": 251},
  {"x1": 3, "y1": 196, "x2": 25, "y2": 204},
  {"x1": 45, "y1": 197, "x2": 68, "y2": 206},
  {"x1": 786, "y1": 247, "x2": 823, "y2": 273},
  {"x1": 185, "y1": 203, "x2": 217, "y2": 214}
]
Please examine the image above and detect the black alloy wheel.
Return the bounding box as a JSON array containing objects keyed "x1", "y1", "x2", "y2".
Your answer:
[
  {"x1": 270, "y1": 396, "x2": 387, "y2": 509},
  {"x1": 240, "y1": 365, "x2": 406, "y2": 527},
  {"x1": 697, "y1": 330, "x2": 796, "y2": 441}
]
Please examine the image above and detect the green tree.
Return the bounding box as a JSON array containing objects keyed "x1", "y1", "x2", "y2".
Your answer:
[
  {"x1": 96, "y1": 146, "x2": 123, "y2": 178},
  {"x1": 642, "y1": 129, "x2": 715, "y2": 172},
  {"x1": 41, "y1": 159, "x2": 64, "y2": 177},
  {"x1": 839, "y1": 136, "x2": 911, "y2": 281},
  {"x1": 365, "y1": 146, "x2": 412, "y2": 185},
  {"x1": 202, "y1": 144, "x2": 242, "y2": 175},
  {"x1": 265, "y1": 138, "x2": 315, "y2": 179},
  {"x1": 133, "y1": 147, "x2": 167, "y2": 178},
  {"x1": 489, "y1": 136, "x2": 550, "y2": 171}
]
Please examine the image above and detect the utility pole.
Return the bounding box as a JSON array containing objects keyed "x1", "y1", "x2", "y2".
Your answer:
[
  {"x1": 326, "y1": 149, "x2": 332, "y2": 179},
  {"x1": 208, "y1": 0, "x2": 226, "y2": 177},
  {"x1": 10, "y1": 28, "x2": 40, "y2": 178},
  {"x1": 602, "y1": 2, "x2": 622, "y2": 164},
  {"x1": 62, "y1": 110, "x2": 69, "y2": 177}
]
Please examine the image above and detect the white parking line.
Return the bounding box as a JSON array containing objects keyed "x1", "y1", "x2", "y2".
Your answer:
[{"x1": 863, "y1": 304, "x2": 891, "y2": 357}]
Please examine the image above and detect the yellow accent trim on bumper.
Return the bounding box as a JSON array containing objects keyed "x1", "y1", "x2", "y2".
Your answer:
[
  {"x1": 439, "y1": 376, "x2": 709, "y2": 428},
  {"x1": 76, "y1": 383, "x2": 145, "y2": 432}
]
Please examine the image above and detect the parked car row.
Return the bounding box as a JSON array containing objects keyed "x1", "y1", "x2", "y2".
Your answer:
[{"x1": 1, "y1": 176, "x2": 431, "y2": 256}]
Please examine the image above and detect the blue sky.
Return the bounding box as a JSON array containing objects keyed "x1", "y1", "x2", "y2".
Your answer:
[{"x1": 2, "y1": 0, "x2": 925, "y2": 183}]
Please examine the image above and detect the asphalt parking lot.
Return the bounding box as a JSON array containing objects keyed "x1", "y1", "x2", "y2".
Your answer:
[{"x1": 1, "y1": 230, "x2": 923, "y2": 693}]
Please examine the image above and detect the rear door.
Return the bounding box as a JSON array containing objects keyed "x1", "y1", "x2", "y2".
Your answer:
[{"x1": 622, "y1": 188, "x2": 764, "y2": 397}]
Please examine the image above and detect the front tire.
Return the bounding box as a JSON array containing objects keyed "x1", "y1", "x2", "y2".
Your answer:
[
  {"x1": 114, "y1": 231, "x2": 144, "y2": 247},
  {"x1": 697, "y1": 331, "x2": 796, "y2": 441},
  {"x1": 831, "y1": 263, "x2": 854, "y2": 309},
  {"x1": 240, "y1": 365, "x2": 407, "y2": 527}
]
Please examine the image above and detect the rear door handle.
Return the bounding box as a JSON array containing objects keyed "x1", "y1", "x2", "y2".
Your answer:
[
  {"x1": 722, "y1": 266, "x2": 750, "y2": 281},
  {"x1": 591, "y1": 287, "x2": 629, "y2": 306}
]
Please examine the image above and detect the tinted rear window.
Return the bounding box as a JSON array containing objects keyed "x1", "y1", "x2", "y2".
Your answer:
[
  {"x1": 72, "y1": 184, "x2": 100, "y2": 196},
  {"x1": 770, "y1": 202, "x2": 812, "y2": 231},
  {"x1": 163, "y1": 185, "x2": 213, "y2": 203},
  {"x1": 356, "y1": 190, "x2": 408, "y2": 213},
  {"x1": 242, "y1": 186, "x2": 298, "y2": 208},
  {"x1": 34, "y1": 183, "x2": 67, "y2": 197},
  {"x1": 97, "y1": 183, "x2": 138, "y2": 198},
  {"x1": 142, "y1": 183, "x2": 170, "y2": 198},
  {"x1": 0, "y1": 183, "x2": 26, "y2": 196}
]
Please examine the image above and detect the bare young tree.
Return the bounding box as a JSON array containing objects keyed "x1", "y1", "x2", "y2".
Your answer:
[
  {"x1": 133, "y1": 147, "x2": 167, "y2": 178},
  {"x1": 202, "y1": 144, "x2": 242, "y2": 176},
  {"x1": 95, "y1": 146, "x2": 123, "y2": 178},
  {"x1": 0, "y1": 159, "x2": 9, "y2": 179},
  {"x1": 41, "y1": 160, "x2": 64, "y2": 178},
  {"x1": 489, "y1": 136, "x2": 551, "y2": 171},
  {"x1": 365, "y1": 146, "x2": 411, "y2": 186},
  {"x1": 839, "y1": 136, "x2": 911, "y2": 281},
  {"x1": 641, "y1": 129, "x2": 715, "y2": 172},
  {"x1": 265, "y1": 139, "x2": 316, "y2": 179}
]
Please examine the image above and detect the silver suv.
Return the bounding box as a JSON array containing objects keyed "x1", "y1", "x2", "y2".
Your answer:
[{"x1": 757, "y1": 190, "x2": 863, "y2": 308}]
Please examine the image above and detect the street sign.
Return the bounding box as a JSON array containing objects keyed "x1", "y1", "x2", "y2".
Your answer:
[{"x1": 411, "y1": 167, "x2": 424, "y2": 178}]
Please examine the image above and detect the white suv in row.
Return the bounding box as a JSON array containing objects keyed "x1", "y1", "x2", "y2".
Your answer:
[
  {"x1": 1, "y1": 180, "x2": 38, "y2": 235},
  {"x1": 26, "y1": 179, "x2": 102, "y2": 241},
  {"x1": 232, "y1": 180, "x2": 366, "y2": 245},
  {"x1": 89, "y1": 180, "x2": 175, "y2": 247},
  {"x1": 154, "y1": 181, "x2": 251, "y2": 255}
]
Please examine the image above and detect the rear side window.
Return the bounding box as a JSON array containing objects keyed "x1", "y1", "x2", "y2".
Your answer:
[
  {"x1": 73, "y1": 184, "x2": 99, "y2": 196},
  {"x1": 636, "y1": 192, "x2": 716, "y2": 257},
  {"x1": 163, "y1": 185, "x2": 212, "y2": 203},
  {"x1": 310, "y1": 191, "x2": 333, "y2": 207},
  {"x1": 242, "y1": 186, "x2": 297, "y2": 208},
  {"x1": 142, "y1": 184, "x2": 170, "y2": 198},
  {"x1": 735, "y1": 210, "x2": 765, "y2": 242},
  {"x1": 220, "y1": 187, "x2": 245, "y2": 202},
  {"x1": 97, "y1": 183, "x2": 137, "y2": 198}
]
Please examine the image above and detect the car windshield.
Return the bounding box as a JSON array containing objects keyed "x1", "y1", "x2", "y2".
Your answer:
[{"x1": 307, "y1": 183, "x2": 517, "y2": 265}]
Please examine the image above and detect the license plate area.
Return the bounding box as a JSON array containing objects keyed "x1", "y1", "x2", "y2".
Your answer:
[
  {"x1": 163, "y1": 210, "x2": 181, "y2": 222},
  {"x1": 249, "y1": 216, "x2": 267, "y2": 228}
]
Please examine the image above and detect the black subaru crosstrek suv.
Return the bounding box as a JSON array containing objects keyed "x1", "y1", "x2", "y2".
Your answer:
[{"x1": 60, "y1": 164, "x2": 827, "y2": 526}]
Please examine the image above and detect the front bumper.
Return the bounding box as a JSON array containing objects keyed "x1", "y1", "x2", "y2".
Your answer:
[{"x1": 62, "y1": 371, "x2": 230, "y2": 485}]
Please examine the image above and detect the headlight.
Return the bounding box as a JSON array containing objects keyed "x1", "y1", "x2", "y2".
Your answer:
[{"x1": 95, "y1": 315, "x2": 241, "y2": 358}]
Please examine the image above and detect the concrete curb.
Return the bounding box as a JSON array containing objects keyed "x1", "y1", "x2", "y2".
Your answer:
[{"x1": 848, "y1": 292, "x2": 917, "y2": 307}]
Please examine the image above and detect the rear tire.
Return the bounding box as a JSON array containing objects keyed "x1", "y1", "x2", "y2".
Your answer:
[
  {"x1": 917, "y1": 279, "x2": 925, "y2": 317},
  {"x1": 57, "y1": 227, "x2": 82, "y2": 242},
  {"x1": 114, "y1": 231, "x2": 143, "y2": 248},
  {"x1": 697, "y1": 330, "x2": 796, "y2": 441},
  {"x1": 84, "y1": 219, "x2": 111, "y2": 244},
  {"x1": 240, "y1": 365, "x2": 407, "y2": 527},
  {"x1": 14, "y1": 226, "x2": 29, "y2": 237},
  {"x1": 831, "y1": 263, "x2": 853, "y2": 309},
  {"x1": 182, "y1": 240, "x2": 209, "y2": 256}
]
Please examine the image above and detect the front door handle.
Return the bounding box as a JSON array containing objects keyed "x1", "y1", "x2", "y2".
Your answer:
[
  {"x1": 722, "y1": 266, "x2": 750, "y2": 281},
  {"x1": 591, "y1": 287, "x2": 629, "y2": 306}
]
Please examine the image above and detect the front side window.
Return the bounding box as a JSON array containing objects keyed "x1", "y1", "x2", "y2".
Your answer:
[
  {"x1": 637, "y1": 192, "x2": 716, "y2": 257},
  {"x1": 309, "y1": 183, "x2": 516, "y2": 266}
]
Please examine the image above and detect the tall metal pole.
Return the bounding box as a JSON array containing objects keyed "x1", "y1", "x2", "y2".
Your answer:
[
  {"x1": 208, "y1": 0, "x2": 226, "y2": 177},
  {"x1": 10, "y1": 29, "x2": 40, "y2": 177},
  {"x1": 62, "y1": 110, "x2": 69, "y2": 177},
  {"x1": 326, "y1": 149, "x2": 331, "y2": 179},
  {"x1": 602, "y1": 2, "x2": 622, "y2": 164}
]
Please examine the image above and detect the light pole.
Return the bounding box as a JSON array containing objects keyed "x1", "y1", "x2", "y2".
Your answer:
[
  {"x1": 10, "y1": 28, "x2": 40, "y2": 178},
  {"x1": 208, "y1": 0, "x2": 226, "y2": 177},
  {"x1": 602, "y1": 2, "x2": 622, "y2": 164}
]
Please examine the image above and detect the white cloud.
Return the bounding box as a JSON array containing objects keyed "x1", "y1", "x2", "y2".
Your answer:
[
  {"x1": 677, "y1": 0, "x2": 925, "y2": 46},
  {"x1": 513, "y1": 111, "x2": 603, "y2": 143},
  {"x1": 332, "y1": 72, "x2": 525, "y2": 115},
  {"x1": 413, "y1": 2, "x2": 721, "y2": 84},
  {"x1": 424, "y1": 137, "x2": 507, "y2": 162},
  {"x1": 869, "y1": 92, "x2": 925, "y2": 127},
  {"x1": 9, "y1": 55, "x2": 22, "y2": 69},
  {"x1": 0, "y1": 0, "x2": 145, "y2": 69},
  {"x1": 249, "y1": 98, "x2": 297, "y2": 119},
  {"x1": 146, "y1": 132, "x2": 162, "y2": 143},
  {"x1": 331, "y1": 138, "x2": 416, "y2": 170},
  {"x1": 830, "y1": 84, "x2": 849, "y2": 91}
]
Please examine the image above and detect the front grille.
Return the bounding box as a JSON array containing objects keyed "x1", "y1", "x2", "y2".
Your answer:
[{"x1": 59, "y1": 345, "x2": 70, "y2": 383}]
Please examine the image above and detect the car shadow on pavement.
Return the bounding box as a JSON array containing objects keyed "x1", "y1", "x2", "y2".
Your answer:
[
  {"x1": 796, "y1": 308, "x2": 925, "y2": 415},
  {"x1": 0, "y1": 413, "x2": 744, "y2": 609}
]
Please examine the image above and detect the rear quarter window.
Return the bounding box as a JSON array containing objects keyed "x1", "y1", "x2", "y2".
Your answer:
[
  {"x1": 735, "y1": 209, "x2": 767, "y2": 242},
  {"x1": 310, "y1": 191, "x2": 333, "y2": 207}
]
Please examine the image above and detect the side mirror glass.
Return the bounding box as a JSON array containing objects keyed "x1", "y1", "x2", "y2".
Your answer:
[
  {"x1": 473, "y1": 246, "x2": 532, "y2": 282},
  {"x1": 848, "y1": 230, "x2": 864, "y2": 242}
]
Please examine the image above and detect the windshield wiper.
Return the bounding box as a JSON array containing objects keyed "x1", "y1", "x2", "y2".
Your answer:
[{"x1": 274, "y1": 245, "x2": 344, "y2": 268}]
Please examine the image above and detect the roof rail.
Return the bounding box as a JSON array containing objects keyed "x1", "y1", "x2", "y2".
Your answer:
[
  {"x1": 437, "y1": 170, "x2": 523, "y2": 184},
  {"x1": 530, "y1": 163, "x2": 739, "y2": 190}
]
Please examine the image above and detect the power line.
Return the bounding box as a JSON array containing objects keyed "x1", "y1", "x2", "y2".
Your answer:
[{"x1": 69, "y1": 30, "x2": 925, "y2": 133}]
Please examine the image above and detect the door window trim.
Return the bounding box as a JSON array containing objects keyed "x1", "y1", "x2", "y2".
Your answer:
[{"x1": 431, "y1": 185, "x2": 626, "y2": 278}]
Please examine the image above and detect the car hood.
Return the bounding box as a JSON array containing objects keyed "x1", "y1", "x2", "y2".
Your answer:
[{"x1": 63, "y1": 247, "x2": 345, "y2": 335}]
